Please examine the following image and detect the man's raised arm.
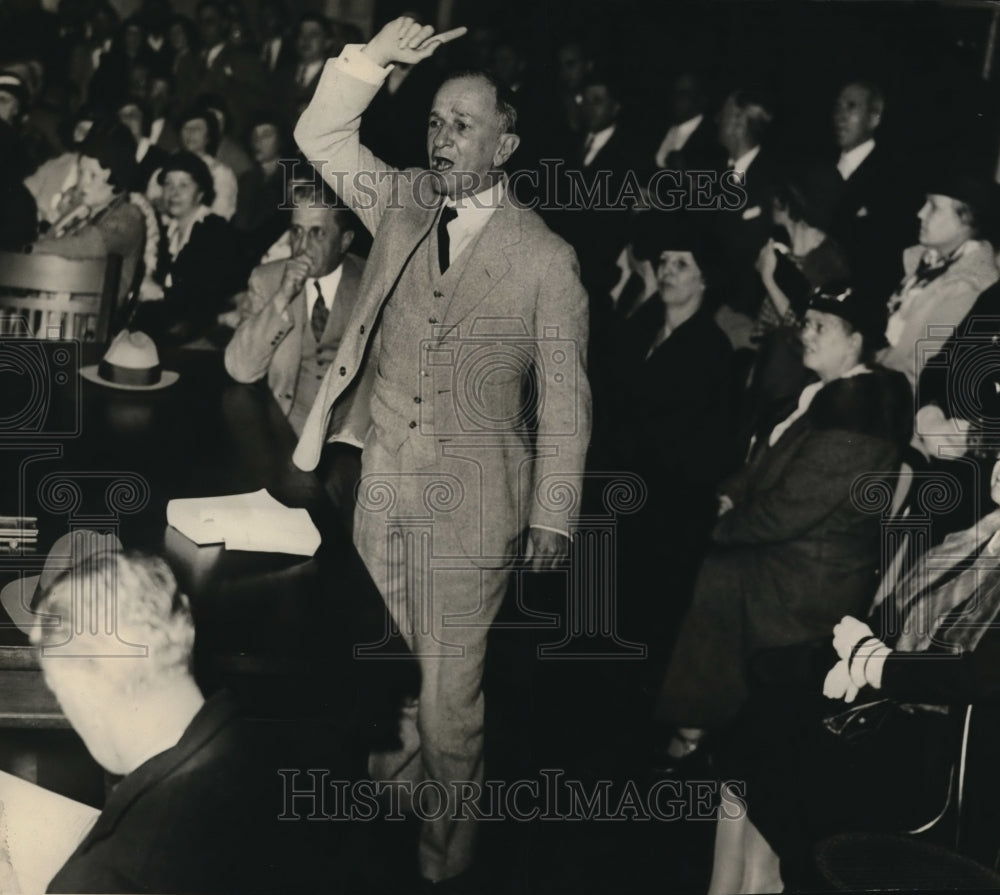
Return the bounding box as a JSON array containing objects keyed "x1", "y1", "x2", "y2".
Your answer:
[{"x1": 293, "y1": 17, "x2": 467, "y2": 236}]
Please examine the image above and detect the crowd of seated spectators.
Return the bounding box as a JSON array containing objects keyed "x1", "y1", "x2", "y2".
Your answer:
[{"x1": 5, "y1": 2, "x2": 1000, "y2": 891}]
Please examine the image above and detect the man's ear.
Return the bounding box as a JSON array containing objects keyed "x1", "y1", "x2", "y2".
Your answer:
[
  {"x1": 340, "y1": 228, "x2": 355, "y2": 254},
  {"x1": 494, "y1": 132, "x2": 520, "y2": 167}
]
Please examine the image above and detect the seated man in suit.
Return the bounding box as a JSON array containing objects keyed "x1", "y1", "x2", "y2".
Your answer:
[
  {"x1": 225, "y1": 179, "x2": 368, "y2": 529},
  {"x1": 713, "y1": 87, "x2": 778, "y2": 322},
  {"x1": 653, "y1": 70, "x2": 726, "y2": 175},
  {"x1": 829, "y1": 79, "x2": 919, "y2": 305},
  {"x1": 276, "y1": 12, "x2": 334, "y2": 126}
]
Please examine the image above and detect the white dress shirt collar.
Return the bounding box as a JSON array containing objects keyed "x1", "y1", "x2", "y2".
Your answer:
[
  {"x1": 440, "y1": 179, "x2": 505, "y2": 266},
  {"x1": 305, "y1": 264, "x2": 344, "y2": 321},
  {"x1": 166, "y1": 204, "x2": 211, "y2": 261},
  {"x1": 135, "y1": 136, "x2": 151, "y2": 163},
  {"x1": 729, "y1": 144, "x2": 761, "y2": 176},
  {"x1": 837, "y1": 138, "x2": 875, "y2": 180},
  {"x1": 655, "y1": 113, "x2": 704, "y2": 167},
  {"x1": 583, "y1": 123, "x2": 616, "y2": 167},
  {"x1": 205, "y1": 41, "x2": 226, "y2": 68}
]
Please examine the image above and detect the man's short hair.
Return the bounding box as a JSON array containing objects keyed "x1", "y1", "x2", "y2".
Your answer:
[
  {"x1": 840, "y1": 78, "x2": 886, "y2": 115},
  {"x1": 117, "y1": 96, "x2": 153, "y2": 136},
  {"x1": 440, "y1": 69, "x2": 518, "y2": 135},
  {"x1": 730, "y1": 87, "x2": 774, "y2": 144},
  {"x1": 298, "y1": 11, "x2": 332, "y2": 37},
  {"x1": 34, "y1": 552, "x2": 195, "y2": 693},
  {"x1": 288, "y1": 179, "x2": 357, "y2": 233}
]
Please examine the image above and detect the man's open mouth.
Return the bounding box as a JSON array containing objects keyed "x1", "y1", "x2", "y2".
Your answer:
[{"x1": 432, "y1": 156, "x2": 454, "y2": 172}]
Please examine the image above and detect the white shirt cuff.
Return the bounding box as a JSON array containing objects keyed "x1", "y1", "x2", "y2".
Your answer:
[
  {"x1": 530, "y1": 524, "x2": 569, "y2": 540},
  {"x1": 335, "y1": 44, "x2": 392, "y2": 85}
]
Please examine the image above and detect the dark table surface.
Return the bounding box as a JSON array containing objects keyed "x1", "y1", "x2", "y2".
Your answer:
[{"x1": 0, "y1": 342, "x2": 415, "y2": 742}]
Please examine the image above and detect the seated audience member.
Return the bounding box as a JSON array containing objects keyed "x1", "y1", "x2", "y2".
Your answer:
[
  {"x1": 654, "y1": 283, "x2": 912, "y2": 766},
  {"x1": 32, "y1": 120, "x2": 146, "y2": 303},
  {"x1": 11, "y1": 536, "x2": 289, "y2": 893},
  {"x1": 197, "y1": 93, "x2": 252, "y2": 178},
  {"x1": 225, "y1": 182, "x2": 367, "y2": 528},
  {"x1": 828, "y1": 79, "x2": 919, "y2": 304},
  {"x1": 116, "y1": 96, "x2": 169, "y2": 193},
  {"x1": 134, "y1": 150, "x2": 242, "y2": 343},
  {"x1": 258, "y1": 0, "x2": 294, "y2": 74},
  {"x1": 232, "y1": 112, "x2": 292, "y2": 271},
  {"x1": 713, "y1": 87, "x2": 779, "y2": 320},
  {"x1": 24, "y1": 104, "x2": 98, "y2": 225},
  {"x1": 195, "y1": 0, "x2": 268, "y2": 142},
  {"x1": 147, "y1": 70, "x2": 180, "y2": 153},
  {"x1": 912, "y1": 279, "x2": 1000, "y2": 541},
  {"x1": 0, "y1": 70, "x2": 32, "y2": 174},
  {"x1": 652, "y1": 71, "x2": 726, "y2": 175},
  {"x1": 275, "y1": 12, "x2": 334, "y2": 125},
  {"x1": 89, "y1": 14, "x2": 158, "y2": 112},
  {"x1": 556, "y1": 69, "x2": 643, "y2": 297},
  {"x1": 877, "y1": 173, "x2": 999, "y2": 388},
  {"x1": 0, "y1": 123, "x2": 36, "y2": 250},
  {"x1": 709, "y1": 451, "x2": 1000, "y2": 892},
  {"x1": 601, "y1": 220, "x2": 734, "y2": 656},
  {"x1": 735, "y1": 167, "x2": 852, "y2": 463},
  {"x1": 147, "y1": 107, "x2": 237, "y2": 220},
  {"x1": 167, "y1": 15, "x2": 202, "y2": 117}
]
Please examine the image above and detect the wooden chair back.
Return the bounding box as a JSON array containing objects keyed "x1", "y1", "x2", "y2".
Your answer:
[{"x1": 0, "y1": 251, "x2": 122, "y2": 343}]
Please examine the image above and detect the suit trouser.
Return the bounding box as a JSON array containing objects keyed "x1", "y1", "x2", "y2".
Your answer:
[{"x1": 355, "y1": 436, "x2": 510, "y2": 882}]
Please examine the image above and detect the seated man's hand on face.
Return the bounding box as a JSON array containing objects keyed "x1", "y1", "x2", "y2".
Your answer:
[
  {"x1": 362, "y1": 16, "x2": 467, "y2": 68},
  {"x1": 276, "y1": 254, "x2": 311, "y2": 310}
]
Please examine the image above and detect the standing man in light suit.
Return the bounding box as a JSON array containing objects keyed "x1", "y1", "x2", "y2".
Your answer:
[{"x1": 293, "y1": 17, "x2": 591, "y2": 887}]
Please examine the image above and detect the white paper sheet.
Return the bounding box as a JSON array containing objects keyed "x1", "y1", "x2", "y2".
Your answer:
[{"x1": 0, "y1": 770, "x2": 99, "y2": 894}]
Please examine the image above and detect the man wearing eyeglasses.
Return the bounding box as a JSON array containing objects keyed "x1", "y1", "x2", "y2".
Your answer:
[{"x1": 225, "y1": 179, "x2": 370, "y2": 528}]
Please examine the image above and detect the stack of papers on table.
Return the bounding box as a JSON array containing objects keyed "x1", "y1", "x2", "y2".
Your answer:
[{"x1": 166, "y1": 489, "x2": 321, "y2": 556}]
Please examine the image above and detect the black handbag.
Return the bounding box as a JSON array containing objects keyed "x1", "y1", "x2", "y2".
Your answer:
[{"x1": 821, "y1": 698, "x2": 961, "y2": 835}]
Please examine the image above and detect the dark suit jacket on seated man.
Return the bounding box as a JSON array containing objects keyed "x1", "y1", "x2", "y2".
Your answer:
[
  {"x1": 293, "y1": 17, "x2": 592, "y2": 886},
  {"x1": 8, "y1": 536, "x2": 307, "y2": 894}
]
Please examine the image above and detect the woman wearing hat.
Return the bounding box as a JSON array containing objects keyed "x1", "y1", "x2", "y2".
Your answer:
[
  {"x1": 706, "y1": 451, "x2": 1000, "y2": 894},
  {"x1": 877, "y1": 174, "x2": 999, "y2": 388},
  {"x1": 132, "y1": 150, "x2": 241, "y2": 344},
  {"x1": 602, "y1": 219, "x2": 735, "y2": 658},
  {"x1": 146, "y1": 107, "x2": 237, "y2": 220},
  {"x1": 31, "y1": 119, "x2": 146, "y2": 304},
  {"x1": 653, "y1": 282, "x2": 912, "y2": 770}
]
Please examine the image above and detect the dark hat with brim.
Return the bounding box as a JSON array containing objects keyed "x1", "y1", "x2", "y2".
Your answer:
[
  {"x1": 633, "y1": 212, "x2": 722, "y2": 284},
  {"x1": 923, "y1": 169, "x2": 998, "y2": 232},
  {"x1": 807, "y1": 279, "x2": 887, "y2": 348}
]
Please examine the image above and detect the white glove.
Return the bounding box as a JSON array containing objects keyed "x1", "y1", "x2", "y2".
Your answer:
[
  {"x1": 832, "y1": 616, "x2": 875, "y2": 662},
  {"x1": 823, "y1": 659, "x2": 860, "y2": 703}
]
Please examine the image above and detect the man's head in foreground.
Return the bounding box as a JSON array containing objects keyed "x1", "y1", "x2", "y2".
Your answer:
[{"x1": 32, "y1": 548, "x2": 202, "y2": 776}]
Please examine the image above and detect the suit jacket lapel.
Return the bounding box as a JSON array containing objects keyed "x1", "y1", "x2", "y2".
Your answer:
[{"x1": 442, "y1": 200, "x2": 519, "y2": 328}]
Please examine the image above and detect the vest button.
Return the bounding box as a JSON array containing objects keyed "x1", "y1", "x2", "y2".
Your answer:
[
  {"x1": 360, "y1": 325, "x2": 365, "y2": 334},
  {"x1": 339, "y1": 366, "x2": 347, "y2": 375},
  {"x1": 409, "y1": 420, "x2": 417, "y2": 429},
  {"x1": 413, "y1": 396, "x2": 421, "y2": 404},
  {"x1": 428, "y1": 317, "x2": 437, "y2": 324},
  {"x1": 433, "y1": 290, "x2": 443, "y2": 298}
]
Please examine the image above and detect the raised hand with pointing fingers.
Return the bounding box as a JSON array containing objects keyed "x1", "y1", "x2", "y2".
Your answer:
[{"x1": 363, "y1": 17, "x2": 468, "y2": 68}]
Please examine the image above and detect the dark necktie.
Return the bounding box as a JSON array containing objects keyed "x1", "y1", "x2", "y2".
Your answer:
[
  {"x1": 310, "y1": 281, "x2": 328, "y2": 342},
  {"x1": 438, "y1": 205, "x2": 458, "y2": 274}
]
